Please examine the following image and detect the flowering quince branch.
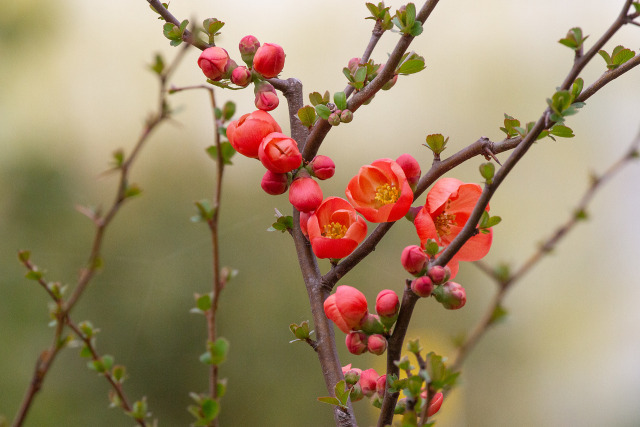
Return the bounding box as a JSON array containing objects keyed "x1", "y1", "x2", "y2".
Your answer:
[
  {"x1": 449, "y1": 129, "x2": 640, "y2": 374},
  {"x1": 11, "y1": 47, "x2": 187, "y2": 427}
]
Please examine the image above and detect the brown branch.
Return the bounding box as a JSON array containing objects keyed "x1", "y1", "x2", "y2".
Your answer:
[
  {"x1": 146, "y1": 0, "x2": 210, "y2": 50},
  {"x1": 451, "y1": 130, "x2": 640, "y2": 373}
]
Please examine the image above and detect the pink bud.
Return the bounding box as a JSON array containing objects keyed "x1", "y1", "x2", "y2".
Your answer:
[
  {"x1": 309, "y1": 155, "x2": 335, "y2": 180},
  {"x1": 340, "y1": 110, "x2": 353, "y2": 123},
  {"x1": 411, "y1": 276, "x2": 434, "y2": 298},
  {"x1": 375, "y1": 290, "x2": 399, "y2": 318},
  {"x1": 323, "y1": 285, "x2": 369, "y2": 334},
  {"x1": 300, "y1": 211, "x2": 311, "y2": 237},
  {"x1": 347, "y1": 57, "x2": 361, "y2": 73},
  {"x1": 239, "y1": 35, "x2": 260, "y2": 65},
  {"x1": 428, "y1": 265, "x2": 450, "y2": 285},
  {"x1": 433, "y1": 281, "x2": 466, "y2": 309},
  {"x1": 367, "y1": 334, "x2": 387, "y2": 356},
  {"x1": 258, "y1": 132, "x2": 302, "y2": 173},
  {"x1": 375, "y1": 373, "x2": 387, "y2": 396},
  {"x1": 345, "y1": 331, "x2": 368, "y2": 355},
  {"x1": 396, "y1": 153, "x2": 421, "y2": 189},
  {"x1": 359, "y1": 313, "x2": 385, "y2": 335},
  {"x1": 359, "y1": 368, "x2": 379, "y2": 397},
  {"x1": 344, "y1": 368, "x2": 361, "y2": 385},
  {"x1": 420, "y1": 391, "x2": 444, "y2": 417},
  {"x1": 260, "y1": 170, "x2": 288, "y2": 195},
  {"x1": 254, "y1": 82, "x2": 279, "y2": 112},
  {"x1": 197, "y1": 47, "x2": 230, "y2": 81},
  {"x1": 289, "y1": 177, "x2": 323, "y2": 213},
  {"x1": 401, "y1": 245, "x2": 427, "y2": 276},
  {"x1": 349, "y1": 383, "x2": 364, "y2": 402},
  {"x1": 252, "y1": 43, "x2": 285, "y2": 78},
  {"x1": 231, "y1": 66, "x2": 252, "y2": 87}
]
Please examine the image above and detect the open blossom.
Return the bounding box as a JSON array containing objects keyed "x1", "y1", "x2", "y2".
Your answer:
[
  {"x1": 414, "y1": 177, "x2": 492, "y2": 278},
  {"x1": 258, "y1": 132, "x2": 302, "y2": 173},
  {"x1": 346, "y1": 158, "x2": 413, "y2": 223},
  {"x1": 307, "y1": 197, "x2": 367, "y2": 259},
  {"x1": 323, "y1": 285, "x2": 368, "y2": 334},
  {"x1": 226, "y1": 110, "x2": 281, "y2": 158}
]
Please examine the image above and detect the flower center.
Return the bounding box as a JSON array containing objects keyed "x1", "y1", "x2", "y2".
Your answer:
[
  {"x1": 322, "y1": 222, "x2": 348, "y2": 239},
  {"x1": 374, "y1": 183, "x2": 400, "y2": 206},
  {"x1": 434, "y1": 212, "x2": 456, "y2": 236}
]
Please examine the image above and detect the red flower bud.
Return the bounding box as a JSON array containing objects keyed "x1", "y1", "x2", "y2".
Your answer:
[
  {"x1": 411, "y1": 276, "x2": 434, "y2": 298},
  {"x1": 375, "y1": 372, "x2": 387, "y2": 395},
  {"x1": 428, "y1": 265, "x2": 450, "y2": 284},
  {"x1": 252, "y1": 43, "x2": 285, "y2": 78},
  {"x1": 289, "y1": 177, "x2": 323, "y2": 213},
  {"x1": 433, "y1": 281, "x2": 466, "y2": 309},
  {"x1": 231, "y1": 66, "x2": 252, "y2": 87},
  {"x1": 239, "y1": 35, "x2": 260, "y2": 65},
  {"x1": 226, "y1": 110, "x2": 281, "y2": 158},
  {"x1": 260, "y1": 170, "x2": 288, "y2": 195},
  {"x1": 420, "y1": 391, "x2": 444, "y2": 417},
  {"x1": 367, "y1": 334, "x2": 387, "y2": 356},
  {"x1": 401, "y1": 245, "x2": 427, "y2": 276},
  {"x1": 310, "y1": 155, "x2": 335, "y2": 180},
  {"x1": 375, "y1": 289, "x2": 399, "y2": 318},
  {"x1": 299, "y1": 211, "x2": 311, "y2": 237},
  {"x1": 258, "y1": 132, "x2": 302, "y2": 173},
  {"x1": 347, "y1": 57, "x2": 361, "y2": 73},
  {"x1": 197, "y1": 47, "x2": 230, "y2": 81},
  {"x1": 323, "y1": 285, "x2": 369, "y2": 334},
  {"x1": 345, "y1": 331, "x2": 368, "y2": 355},
  {"x1": 255, "y1": 89, "x2": 279, "y2": 111},
  {"x1": 359, "y1": 368, "x2": 379, "y2": 397},
  {"x1": 396, "y1": 153, "x2": 421, "y2": 189}
]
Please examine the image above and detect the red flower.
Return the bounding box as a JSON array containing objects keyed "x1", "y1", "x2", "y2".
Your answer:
[
  {"x1": 307, "y1": 197, "x2": 367, "y2": 259},
  {"x1": 346, "y1": 158, "x2": 413, "y2": 223},
  {"x1": 252, "y1": 43, "x2": 285, "y2": 78},
  {"x1": 323, "y1": 285, "x2": 369, "y2": 334},
  {"x1": 197, "y1": 47, "x2": 230, "y2": 81},
  {"x1": 414, "y1": 177, "x2": 492, "y2": 277},
  {"x1": 258, "y1": 132, "x2": 302, "y2": 173},
  {"x1": 226, "y1": 110, "x2": 281, "y2": 159}
]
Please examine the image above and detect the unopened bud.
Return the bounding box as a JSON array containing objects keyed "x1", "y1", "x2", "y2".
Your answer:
[
  {"x1": 289, "y1": 176, "x2": 323, "y2": 213},
  {"x1": 411, "y1": 276, "x2": 434, "y2": 298},
  {"x1": 260, "y1": 170, "x2": 288, "y2": 195},
  {"x1": 401, "y1": 245, "x2": 427, "y2": 276},
  {"x1": 367, "y1": 334, "x2": 388, "y2": 356},
  {"x1": 340, "y1": 109, "x2": 353, "y2": 123},
  {"x1": 239, "y1": 35, "x2": 260, "y2": 66},
  {"x1": 433, "y1": 281, "x2": 466, "y2": 309},
  {"x1": 328, "y1": 112, "x2": 341, "y2": 126},
  {"x1": 346, "y1": 331, "x2": 368, "y2": 355},
  {"x1": 231, "y1": 66, "x2": 252, "y2": 87},
  {"x1": 428, "y1": 265, "x2": 450, "y2": 285},
  {"x1": 309, "y1": 155, "x2": 335, "y2": 180},
  {"x1": 396, "y1": 153, "x2": 421, "y2": 190}
]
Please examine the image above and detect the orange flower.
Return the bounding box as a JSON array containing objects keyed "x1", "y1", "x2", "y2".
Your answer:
[
  {"x1": 226, "y1": 110, "x2": 281, "y2": 159},
  {"x1": 414, "y1": 177, "x2": 492, "y2": 277},
  {"x1": 345, "y1": 159, "x2": 413, "y2": 223},
  {"x1": 307, "y1": 197, "x2": 367, "y2": 259}
]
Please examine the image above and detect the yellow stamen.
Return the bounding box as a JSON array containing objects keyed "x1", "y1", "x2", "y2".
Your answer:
[
  {"x1": 434, "y1": 212, "x2": 456, "y2": 236},
  {"x1": 374, "y1": 183, "x2": 400, "y2": 206},
  {"x1": 322, "y1": 222, "x2": 348, "y2": 239}
]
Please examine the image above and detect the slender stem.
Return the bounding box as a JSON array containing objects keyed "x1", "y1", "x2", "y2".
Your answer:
[
  {"x1": 451, "y1": 130, "x2": 640, "y2": 373},
  {"x1": 146, "y1": 0, "x2": 210, "y2": 50}
]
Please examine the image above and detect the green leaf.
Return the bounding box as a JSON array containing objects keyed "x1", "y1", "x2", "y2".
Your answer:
[
  {"x1": 24, "y1": 270, "x2": 42, "y2": 281},
  {"x1": 598, "y1": 49, "x2": 612, "y2": 66},
  {"x1": 206, "y1": 142, "x2": 236, "y2": 165},
  {"x1": 558, "y1": 27, "x2": 588, "y2": 50},
  {"x1": 333, "y1": 92, "x2": 347, "y2": 111},
  {"x1": 222, "y1": 100, "x2": 235, "y2": 121},
  {"x1": 479, "y1": 162, "x2": 495, "y2": 183},
  {"x1": 424, "y1": 133, "x2": 448, "y2": 155},
  {"x1": 408, "y1": 21, "x2": 423, "y2": 36},
  {"x1": 571, "y1": 78, "x2": 584, "y2": 99},
  {"x1": 611, "y1": 45, "x2": 635, "y2": 68},
  {"x1": 298, "y1": 105, "x2": 317, "y2": 127},
  {"x1": 200, "y1": 398, "x2": 220, "y2": 421},
  {"x1": 209, "y1": 337, "x2": 229, "y2": 365},
  {"x1": 317, "y1": 396, "x2": 341, "y2": 407},
  {"x1": 397, "y1": 59, "x2": 425, "y2": 75},
  {"x1": 112, "y1": 365, "x2": 126, "y2": 383},
  {"x1": 354, "y1": 66, "x2": 367, "y2": 83},
  {"x1": 202, "y1": 18, "x2": 224, "y2": 36},
  {"x1": 149, "y1": 53, "x2": 165, "y2": 75},
  {"x1": 633, "y1": 2, "x2": 640, "y2": 13},
  {"x1": 80, "y1": 344, "x2": 93, "y2": 358},
  {"x1": 192, "y1": 199, "x2": 215, "y2": 223},
  {"x1": 500, "y1": 114, "x2": 521, "y2": 138},
  {"x1": 405, "y1": 3, "x2": 416, "y2": 27},
  {"x1": 124, "y1": 184, "x2": 142, "y2": 199},
  {"x1": 315, "y1": 104, "x2": 331, "y2": 120},
  {"x1": 366, "y1": 2, "x2": 380, "y2": 18},
  {"x1": 196, "y1": 293, "x2": 213, "y2": 312},
  {"x1": 18, "y1": 250, "x2": 31, "y2": 263},
  {"x1": 102, "y1": 355, "x2": 114, "y2": 371},
  {"x1": 268, "y1": 215, "x2": 293, "y2": 233},
  {"x1": 334, "y1": 380, "x2": 351, "y2": 405},
  {"x1": 309, "y1": 92, "x2": 324, "y2": 106},
  {"x1": 489, "y1": 304, "x2": 508, "y2": 325},
  {"x1": 549, "y1": 124, "x2": 575, "y2": 138}
]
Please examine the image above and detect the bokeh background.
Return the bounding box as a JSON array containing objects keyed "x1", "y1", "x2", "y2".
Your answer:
[{"x1": 2, "y1": 0, "x2": 640, "y2": 426}]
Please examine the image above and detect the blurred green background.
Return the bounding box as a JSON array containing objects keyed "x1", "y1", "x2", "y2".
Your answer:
[{"x1": 2, "y1": 0, "x2": 640, "y2": 426}]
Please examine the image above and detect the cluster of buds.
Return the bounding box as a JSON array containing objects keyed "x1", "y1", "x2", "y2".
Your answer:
[
  {"x1": 341, "y1": 365, "x2": 387, "y2": 404},
  {"x1": 401, "y1": 246, "x2": 466, "y2": 309},
  {"x1": 197, "y1": 35, "x2": 286, "y2": 112},
  {"x1": 323, "y1": 286, "x2": 400, "y2": 356},
  {"x1": 327, "y1": 108, "x2": 354, "y2": 126}
]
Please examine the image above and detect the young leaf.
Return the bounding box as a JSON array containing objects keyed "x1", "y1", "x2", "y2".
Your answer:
[
  {"x1": 334, "y1": 92, "x2": 347, "y2": 111},
  {"x1": 397, "y1": 59, "x2": 425, "y2": 75},
  {"x1": 315, "y1": 104, "x2": 332, "y2": 120},
  {"x1": 298, "y1": 105, "x2": 317, "y2": 127},
  {"x1": 550, "y1": 124, "x2": 575, "y2": 138}
]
